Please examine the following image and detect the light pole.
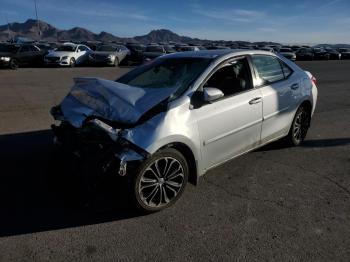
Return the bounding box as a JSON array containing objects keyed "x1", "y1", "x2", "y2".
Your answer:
[
  {"x1": 1, "y1": 12, "x2": 12, "y2": 42},
  {"x1": 34, "y1": 0, "x2": 41, "y2": 41}
]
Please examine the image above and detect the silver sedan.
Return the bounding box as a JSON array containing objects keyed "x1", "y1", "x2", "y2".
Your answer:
[{"x1": 51, "y1": 50, "x2": 318, "y2": 212}]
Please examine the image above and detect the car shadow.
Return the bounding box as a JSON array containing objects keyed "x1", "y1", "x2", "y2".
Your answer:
[{"x1": 0, "y1": 130, "x2": 140, "y2": 237}]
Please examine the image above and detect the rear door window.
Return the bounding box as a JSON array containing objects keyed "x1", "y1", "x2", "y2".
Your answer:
[
  {"x1": 280, "y1": 61, "x2": 293, "y2": 78},
  {"x1": 252, "y1": 55, "x2": 285, "y2": 84}
]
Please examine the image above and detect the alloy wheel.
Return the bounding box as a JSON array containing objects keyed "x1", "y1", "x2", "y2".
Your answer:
[
  {"x1": 293, "y1": 109, "x2": 309, "y2": 143},
  {"x1": 138, "y1": 157, "x2": 185, "y2": 208}
]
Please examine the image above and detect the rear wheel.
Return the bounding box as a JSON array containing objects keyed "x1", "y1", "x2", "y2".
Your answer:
[
  {"x1": 9, "y1": 58, "x2": 18, "y2": 70},
  {"x1": 132, "y1": 148, "x2": 188, "y2": 213},
  {"x1": 286, "y1": 106, "x2": 310, "y2": 146}
]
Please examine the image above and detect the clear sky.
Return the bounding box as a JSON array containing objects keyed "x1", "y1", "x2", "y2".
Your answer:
[{"x1": 1, "y1": 0, "x2": 350, "y2": 43}]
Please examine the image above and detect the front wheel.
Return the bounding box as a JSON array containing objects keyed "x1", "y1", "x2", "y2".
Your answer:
[
  {"x1": 69, "y1": 57, "x2": 76, "y2": 67},
  {"x1": 113, "y1": 57, "x2": 119, "y2": 67},
  {"x1": 9, "y1": 59, "x2": 18, "y2": 70},
  {"x1": 286, "y1": 106, "x2": 310, "y2": 146},
  {"x1": 132, "y1": 148, "x2": 188, "y2": 213}
]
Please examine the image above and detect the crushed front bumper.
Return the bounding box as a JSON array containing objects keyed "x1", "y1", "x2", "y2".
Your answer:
[{"x1": 51, "y1": 121, "x2": 146, "y2": 178}]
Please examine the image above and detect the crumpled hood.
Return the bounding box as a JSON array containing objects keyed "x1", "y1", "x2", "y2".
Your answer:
[{"x1": 59, "y1": 77, "x2": 176, "y2": 128}]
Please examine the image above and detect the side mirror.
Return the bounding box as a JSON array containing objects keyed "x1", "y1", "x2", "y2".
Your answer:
[{"x1": 203, "y1": 87, "x2": 224, "y2": 103}]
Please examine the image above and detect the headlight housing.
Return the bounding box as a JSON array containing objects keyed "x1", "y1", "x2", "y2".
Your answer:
[
  {"x1": 61, "y1": 56, "x2": 69, "y2": 61},
  {"x1": 0, "y1": 57, "x2": 11, "y2": 62},
  {"x1": 107, "y1": 55, "x2": 115, "y2": 60}
]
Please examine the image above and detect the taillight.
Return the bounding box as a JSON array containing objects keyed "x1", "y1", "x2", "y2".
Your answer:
[{"x1": 311, "y1": 76, "x2": 317, "y2": 86}]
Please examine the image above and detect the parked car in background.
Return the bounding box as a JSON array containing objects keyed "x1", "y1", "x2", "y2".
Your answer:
[
  {"x1": 278, "y1": 48, "x2": 296, "y2": 61},
  {"x1": 35, "y1": 43, "x2": 54, "y2": 54},
  {"x1": 174, "y1": 44, "x2": 189, "y2": 51},
  {"x1": 259, "y1": 46, "x2": 275, "y2": 53},
  {"x1": 296, "y1": 48, "x2": 314, "y2": 61},
  {"x1": 324, "y1": 48, "x2": 341, "y2": 60},
  {"x1": 163, "y1": 45, "x2": 177, "y2": 54},
  {"x1": 89, "y1": 44, "x2": 129, "y2": 66},
  {"x1": 0, "y1": 43, "x2": 46, "y2": 69},
  {"x1": 179, "y1": 46, "x2": 200, "y2": 52},
  {"x1": 51, "y1": 49, "x2": 317, "y2": 212},
  {"x1": 82, "y1": 41, "x2": 102, "y2": 51},
  {"x1": 125, "y1": 43, "x2": 146, "y2": 64},
  {"x1": 291, "y1": 45, "x2": 301, "y2": 52},
  {"x1": 239, "y1": 45, "x2": 254, "y2": 50},
  {"x1": 338, "y1": 48, "x2": 350, "y2": 59},
  {"x1": 44, "y1": 43, "x2": 92, "y2": 67},
  {"x1": 207, "y1": 45, "x2": 231, "y2": 50},
  {"x1": 143, "y1": 45, "x2": 166, "y2": 62},
  {"x1": 312, "y1": 48, "x2": 330, "y2": 60}
]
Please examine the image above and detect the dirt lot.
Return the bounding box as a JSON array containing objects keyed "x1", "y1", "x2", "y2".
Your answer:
[{"x1": 0, "y1": 61, "x2": 349, "y2": 262}]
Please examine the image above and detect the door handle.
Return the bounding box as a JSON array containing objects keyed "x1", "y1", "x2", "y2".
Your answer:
[
  {"x1": 290, "y1": 83, "x2": 299, "y2": 90},
  {"x1": 249, "y1": 97, "x2": 262, "y2": 105}
]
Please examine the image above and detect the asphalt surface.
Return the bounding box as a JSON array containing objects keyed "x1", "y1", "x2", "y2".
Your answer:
[{"x1": 0, "y1": 61, "x2": 349, "y2": 262}]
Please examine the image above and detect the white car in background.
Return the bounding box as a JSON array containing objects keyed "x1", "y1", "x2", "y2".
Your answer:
[{"x1": 44, "y1": 43, "x2": 91, "y2": 67}]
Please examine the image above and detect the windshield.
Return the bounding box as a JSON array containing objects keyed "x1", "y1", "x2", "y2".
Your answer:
[
  {"x1": 97, "y1": 45, "x2": 117, "y2": 52},
  {"x1": 146, "y1": 46, "x2": 164, "y2": 52},
  {"x1": 117, "y1": 57, "x2": 213, "y2": 96},
  {"x1": 57, "y1": 45, "x2": 76, "y2": 52},
  {"x1": 0, "y1": 44, "x2": 19, "y2": 53}
]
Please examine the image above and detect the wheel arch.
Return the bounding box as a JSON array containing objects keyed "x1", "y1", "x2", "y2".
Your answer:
[
  {"x1": 299, "y1": 99, "x2": 312, "y2": 126},
  {"x1": 159, "y1": 142, "x2": 199, "y2": 185}
]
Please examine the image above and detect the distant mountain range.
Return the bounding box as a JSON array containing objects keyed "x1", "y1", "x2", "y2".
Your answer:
[
  {"x1": 0, "y1": 19, "x2": 276, "y2": 45},
  {"x1": 0, "y1": 19, "x2": 349, "y2": 48}
]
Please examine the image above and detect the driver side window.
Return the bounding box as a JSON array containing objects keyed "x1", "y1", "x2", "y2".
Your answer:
[{"x1": 204, "y1": 57, "x2": 253, "y2": 97}]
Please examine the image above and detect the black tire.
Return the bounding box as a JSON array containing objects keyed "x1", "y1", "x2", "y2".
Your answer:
[
  {"x1": 132, "y1": 148, "x2": 188, "y2": 213},
  {"x1": 113, "y1": 57, "x2": 119, "y2": 67},
  {"x1": 69, "y1": 58, "x2": 76, "y2": 67},
  {"x1": 9, "y1": 58, "x2": 18, "y2": 70},
  {"x1": 286, "y1": 106, "x2": 310, "y2": 146}
]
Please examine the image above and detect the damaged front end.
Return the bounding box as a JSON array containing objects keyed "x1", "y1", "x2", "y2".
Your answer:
[
  {"x1": 50, "y1": 77, "x2": 176, "y2": 179},
  {"x1": 51, "y1": 106, "x2": 148, "y2": 179}
]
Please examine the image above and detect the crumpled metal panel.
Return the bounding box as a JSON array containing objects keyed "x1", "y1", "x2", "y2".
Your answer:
[{"x1": 60, "y1": 77, "x2": 176, "y2": 128}]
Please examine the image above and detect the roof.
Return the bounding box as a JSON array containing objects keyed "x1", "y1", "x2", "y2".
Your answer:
[{"x1": 163, "y1": 49, "x2": 276, "y2": 59}]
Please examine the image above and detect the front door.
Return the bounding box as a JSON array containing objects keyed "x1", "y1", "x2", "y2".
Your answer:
[{"x1": 194, "y1": 57, "x2": 263, "y2": 171}]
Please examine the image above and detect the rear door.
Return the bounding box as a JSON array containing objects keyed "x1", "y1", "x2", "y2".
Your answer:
[
  {"x1": 194, "y1": 57, "x2": 263, "y2": 170},
  {"x1": 251, "y1": 55, "x2": 301, "y2": 144}
]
